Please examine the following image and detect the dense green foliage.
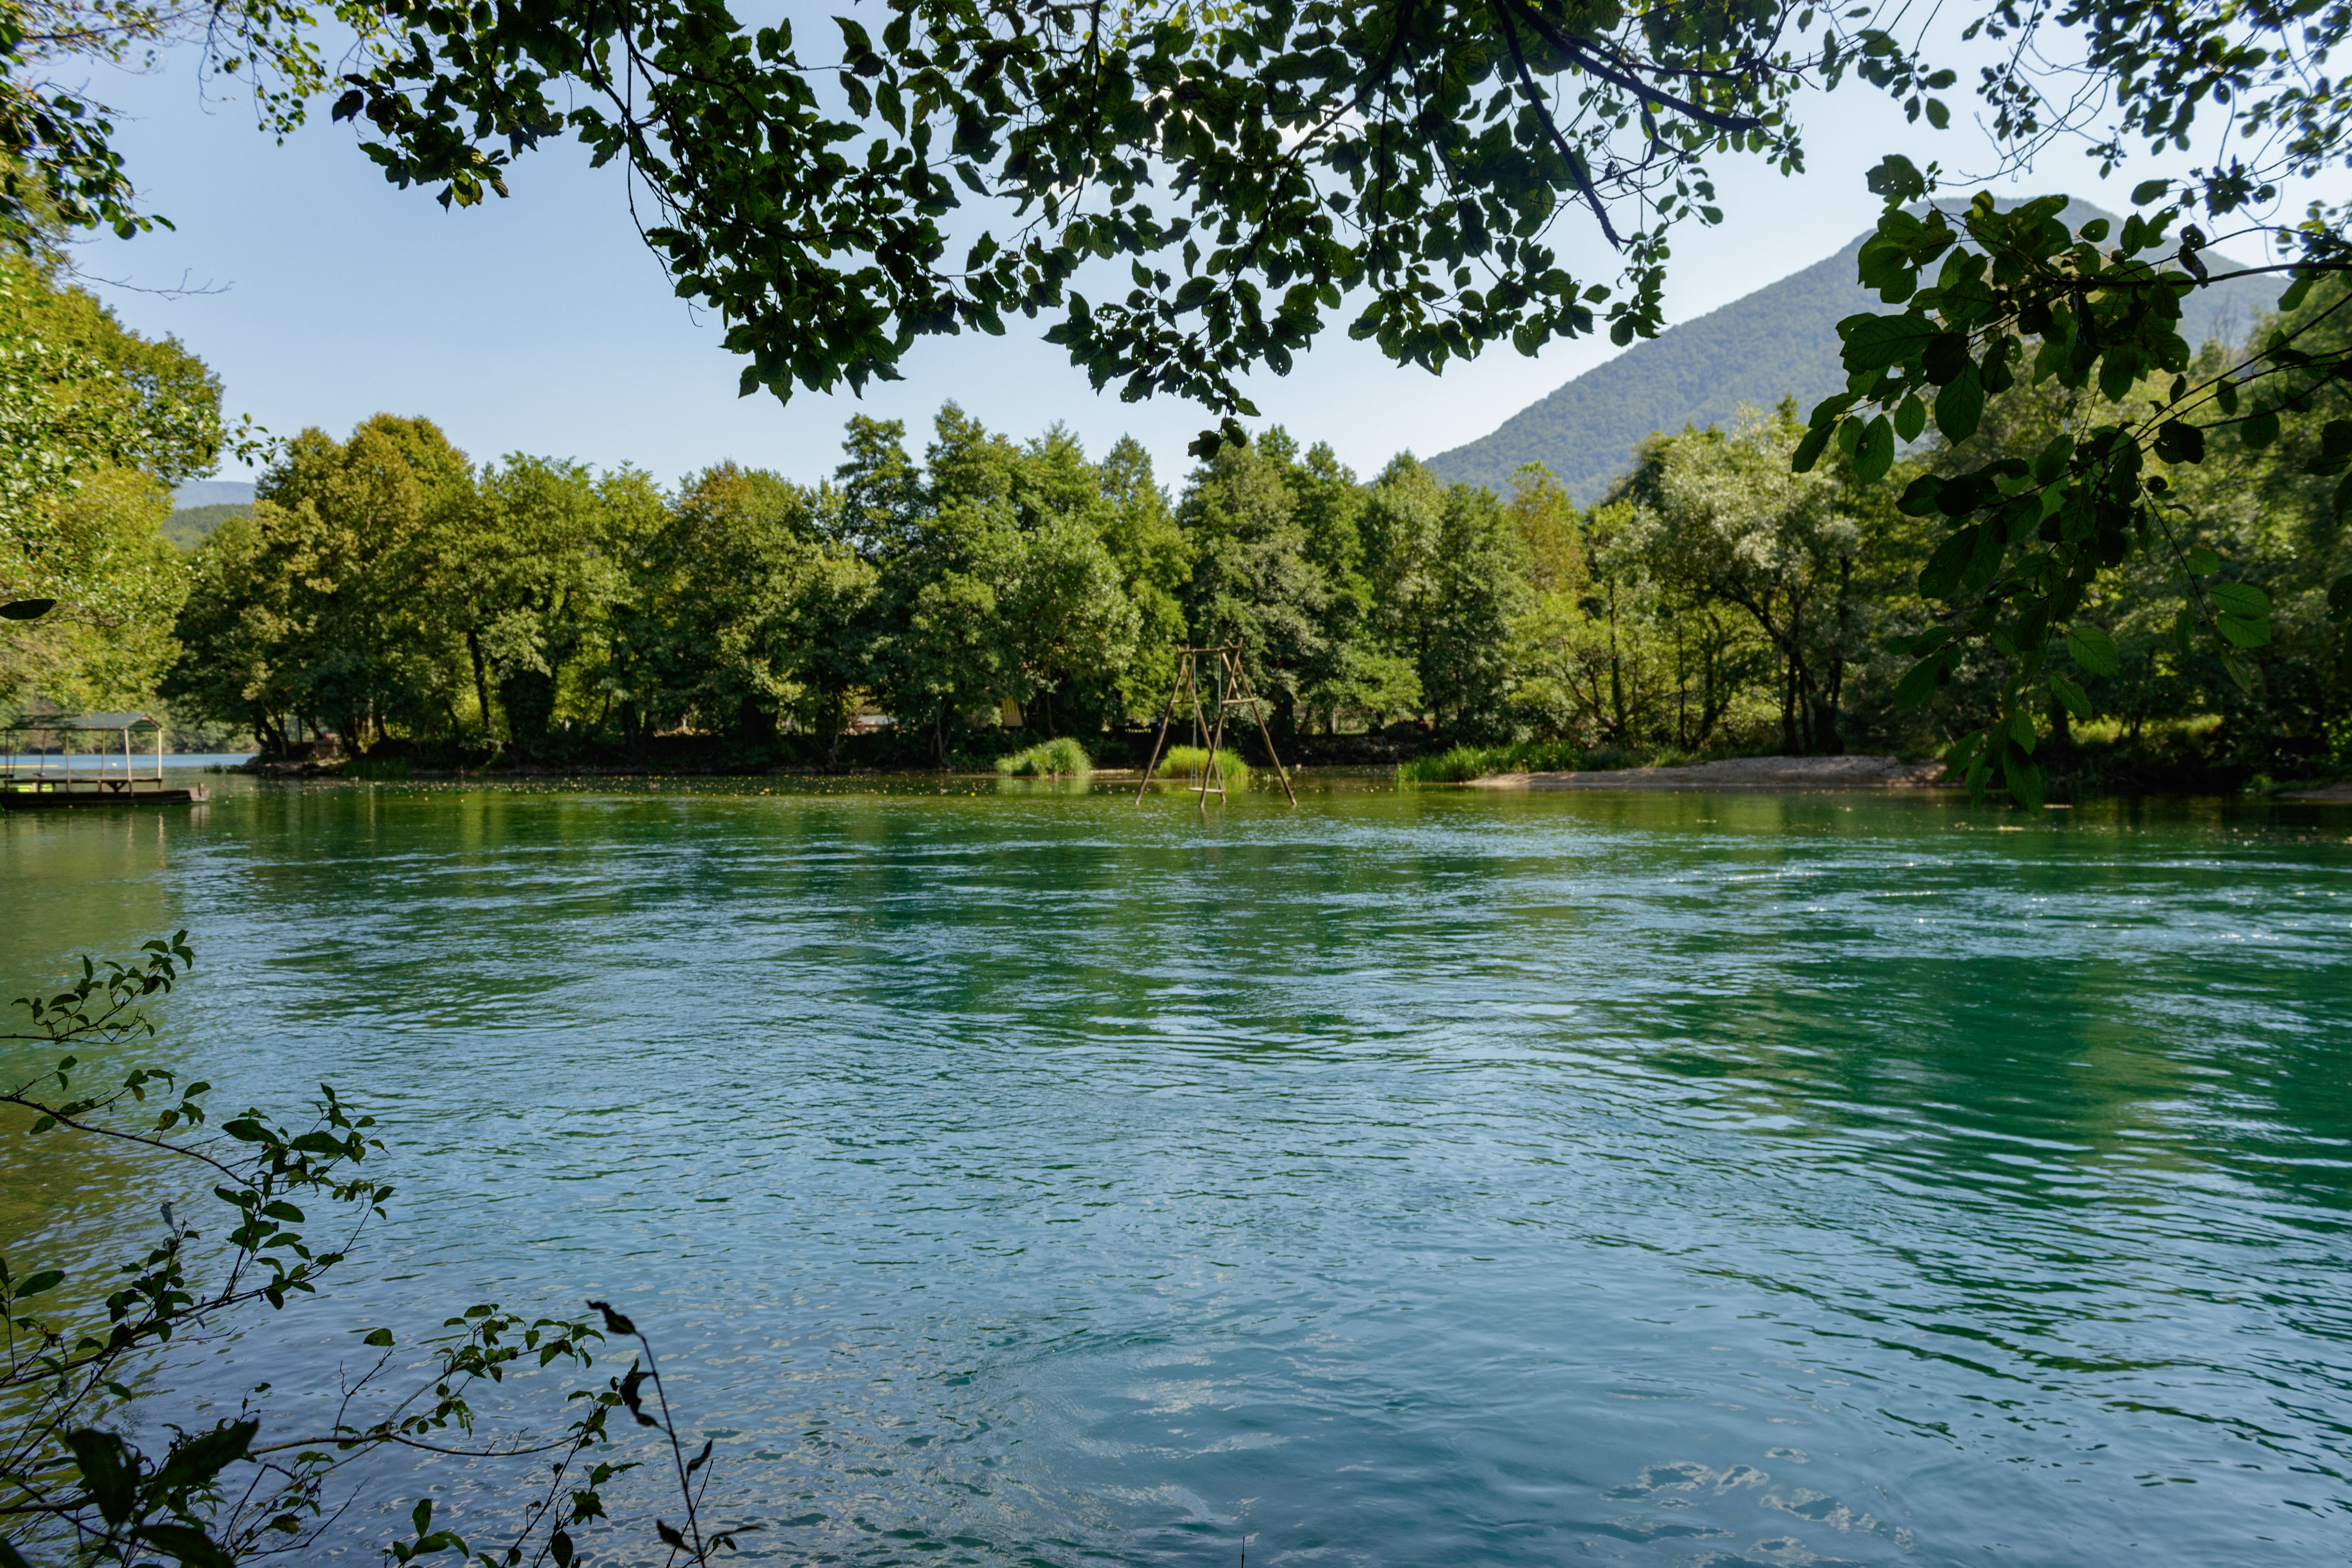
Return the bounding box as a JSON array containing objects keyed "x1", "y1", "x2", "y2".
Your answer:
[
  {"x1": 4, "y1": 267, "x2": 2340, "y2": 791},
  {"x1": 0, "y1": 284, "x2": 2274, "y2": 790},
  {"x1": 1801, "y1": 169, "x2": 2352, "y2": 805},
  {"x1": 0, "y1": 254, "x2": 228, "y2": 714},
  {"x1": 23, "y1": 0, "x2": 2339, "y2": 445}
]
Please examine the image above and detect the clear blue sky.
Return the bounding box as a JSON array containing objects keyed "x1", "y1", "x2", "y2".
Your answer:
[{"x1": 74, "y1": 40, "x2": 2278, "y2": 495}]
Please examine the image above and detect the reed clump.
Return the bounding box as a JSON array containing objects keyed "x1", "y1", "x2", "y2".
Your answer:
[
  {"x1": 1154, "y1": 744, "x2": 1250, "y2": 781},
  {"x1": 995, "y1": 737, "x2": 1094, "y2": 776}
]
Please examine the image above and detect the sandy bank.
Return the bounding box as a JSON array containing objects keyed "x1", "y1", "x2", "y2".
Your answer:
[{"x1": 1468, "y1": 754, "x2": 1952, "y2": 791}]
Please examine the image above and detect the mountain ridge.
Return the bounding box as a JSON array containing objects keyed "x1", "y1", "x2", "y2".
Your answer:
[{"x1": 1427, "y1": 203, "x2": 2280, "y2": 506}]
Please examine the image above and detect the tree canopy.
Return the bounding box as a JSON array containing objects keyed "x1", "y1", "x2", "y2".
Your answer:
[{"x1": 10, "y1": 0, "x2": 2347, "y2": 434}]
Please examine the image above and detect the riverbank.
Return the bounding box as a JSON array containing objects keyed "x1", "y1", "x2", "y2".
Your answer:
[{"x1": 1468, "y1": 754, "x2": 1954, "y2": 790}]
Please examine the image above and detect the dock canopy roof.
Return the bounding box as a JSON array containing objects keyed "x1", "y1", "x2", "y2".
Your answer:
[{"x1": 3, "y1": 712, "x2": 162, "y2": 730}]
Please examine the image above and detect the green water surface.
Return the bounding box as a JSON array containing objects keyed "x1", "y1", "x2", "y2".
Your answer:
[{"x1": 3, "y1": 774, "x2": 2349, "y2": 1565}]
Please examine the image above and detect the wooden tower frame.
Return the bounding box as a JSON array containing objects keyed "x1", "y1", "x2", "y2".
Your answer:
[{"x1": 1134, "y1": 645, "x2": 1298, "y2": 808}]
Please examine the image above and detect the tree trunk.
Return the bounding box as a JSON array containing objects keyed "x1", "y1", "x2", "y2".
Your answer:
[{"x1": 467, "y1": 630, "x2": 495, "y2": 744}]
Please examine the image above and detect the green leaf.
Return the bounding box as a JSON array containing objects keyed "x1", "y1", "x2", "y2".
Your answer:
[
  {"x1": 2010, "y1": 709, "x2": 2038, "y2": 753},
  {"x1": 2222, "y1": 654, "x2": 2258, "y2": 694},
  {"x1": 2153, "y1": 418, "x2": 2205, "y2": 465},
  {"x1": 1960, "y1": 514, "x2": 2006, "y2": 589},
  {"x1": 134, "y1": 1523, "x2": 236, "y2": 1568},
  {"x1": 2002, "y1": 747, "x2": 2046, "y2": 811},
  {"x1": 1855, "y1": 415, "x2": 1896, "y2": 482},
  {"x1": 2050, "y1": 672, "x2": 2094, "y2": 719},
  {"x1": 1924, "y1": 97, "x2": 1950, "y2": 128},
  {"x1": 157, "y1": 1419, "x2": 259, "y2": 1492},
  {"x1": 2241, "y1": 411, "x2": 2280, "y2": 449},
  {"x1": 2184, "y1": 545, "x2": 2220, "y2": 575},
  {"x1": 1897, "y1": 473, "x2": 1944, "y2": 515},
  {"x1": 2033, "y1": 433, "x2": 2074, "y2": 484},
  {"x1": 1864, "y1": 154, "x2": 1930, "y2": 203},
  {"x1": 2310, "y1": 419, "x2": 2352, "y2": 474},
  {"x1": 1791, "y1": 420, "x2": 1833, "y2": 473},
  {"x1": 365, "y1": 1327, "x2": 396, "y2": 1347},
  {"x1": 1895, "y1": 393, "x2": 1926, "y2": 442},
  {"x1": 1934, "y1": 364, "x2": 1984, "y2": 443},
  {"x1": 2216, "y1": 613, "x2": 2271, "y2": 648},
  {"x1": 66, "y1": 1430, "x2": 138, "y2": 1525},
  {"x1": 1892, "y1": 657, "x2": 1942, "y2": 709},
  {"x1": 1839, "y1": 312, "x2": 1939, "y2": 374},
  {"x1": 1919, "y1": 526, "x2": 1977, "y2": 599},
  {"x1": 15, "y1": 1269, "x2": 64, "y2": 1297},
  {"x1": 2207, "y1": 582, "x2": 2270, "y2": 618},
  {"x1": 2066, "y1": 624, "x2": 2121, "y2": 676},
  {"x1": 2130, "y1": 178, "x2": 2171, "y2": 206}
]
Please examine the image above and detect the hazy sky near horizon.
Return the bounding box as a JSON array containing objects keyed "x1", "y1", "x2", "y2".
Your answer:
[{"x1": 71, "y1": 36, "x2": 2301, "y2": 495}]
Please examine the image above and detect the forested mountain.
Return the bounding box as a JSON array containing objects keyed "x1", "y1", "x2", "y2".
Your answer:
[
  {"x1": 164, "y1": 503, "x2": 252, "y2": 550},
  {"x1": 1429, "y1": 202, "x2": 2281, "y2": 505}
]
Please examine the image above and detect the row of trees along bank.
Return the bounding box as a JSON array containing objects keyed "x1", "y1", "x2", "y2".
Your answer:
[{"x1": 8, "y1": 258, "x2": 2349, "y2": 783}]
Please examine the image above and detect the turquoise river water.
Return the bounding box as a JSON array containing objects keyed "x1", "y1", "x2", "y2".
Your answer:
[{"x1": 3, "y1": 774, "x2": 2349, "y2": 1566}]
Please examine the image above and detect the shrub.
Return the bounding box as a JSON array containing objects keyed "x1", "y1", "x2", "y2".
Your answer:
[
  {"x1": 995, "y1": 736, "x2": 1093, "y2": 776},
  {"x1": 1153, "y1": 744, "x2": 1249, "y2": 781}
]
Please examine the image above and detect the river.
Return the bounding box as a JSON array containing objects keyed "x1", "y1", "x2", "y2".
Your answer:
[{"x1": 3, "y1": 774, "x2": 2348, "y2": 1565}]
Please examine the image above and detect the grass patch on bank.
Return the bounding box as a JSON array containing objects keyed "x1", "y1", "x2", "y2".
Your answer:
[
  {"x1": 1396, "y1": 740, "x2": 1730, "y2": 783},
  {"x1": 1396, "y1": 740, "x2": 1589, "y2": 783},
  {"x1": 1153, "y1": 744, "x2": 1250, "y2": 781},
  {"x1": 995, "y1": 737, "x2": 1094, "y2": 776}
]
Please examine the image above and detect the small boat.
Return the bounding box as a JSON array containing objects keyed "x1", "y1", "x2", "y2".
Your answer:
[{"x1": 1, "y1": 712, "x2": 211, "y2": 810}]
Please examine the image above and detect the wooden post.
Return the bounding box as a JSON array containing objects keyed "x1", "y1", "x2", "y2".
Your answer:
[
  {"x1": 1228, "y1": 649, "x2": 1298, "y2": 807},
  {"x1": 1134, "y1": 651, "x2": 1194, "y2": 805},
  {"x1": 1190, "y1": 651, "x2": 1223, "y2": 808}
]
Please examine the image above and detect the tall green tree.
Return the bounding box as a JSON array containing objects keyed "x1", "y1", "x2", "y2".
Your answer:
[
  {"x1": 1421, "y1": 483, "x2": 1532, "y2": 737},
  {"x1": 167, "y1": 415, "x2": 469, "y2": 750},
  {"x1": 435, "y1": 456, "x2": 663, "y2": 755},
  {"x1": 1097, "y1": 435, "x2": 1189, "y2": 721},
  {"x1": 1177, "y1": 439, "x2": 1328, "y2": 735},
  {"x1": 1625, "y1": 407, "x2": 1887, "y2": 754}
]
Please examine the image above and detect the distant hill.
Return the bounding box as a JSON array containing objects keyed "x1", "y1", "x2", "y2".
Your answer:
[
  {"x1": 164, "y1": 503, "x2": 251, "y2": 551},
  {"x1": 172, "y1": 479, "x2": 256, "y2": 510},
  {"x1": 1428, "y1": 201, "x2": 2281, "y2": 505}
]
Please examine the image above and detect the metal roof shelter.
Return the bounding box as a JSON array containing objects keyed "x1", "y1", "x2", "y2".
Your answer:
[{"x1": 1, "y1": 712, "x2": 208, "y2": 809}]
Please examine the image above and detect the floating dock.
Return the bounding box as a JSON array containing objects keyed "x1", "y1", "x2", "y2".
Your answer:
[
  {"x1": 2, "y1": 784, "x2": 209, "y2": 810},
  {"x1": 2, "y1": 710, "x2": 211, "y2": 810}
]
